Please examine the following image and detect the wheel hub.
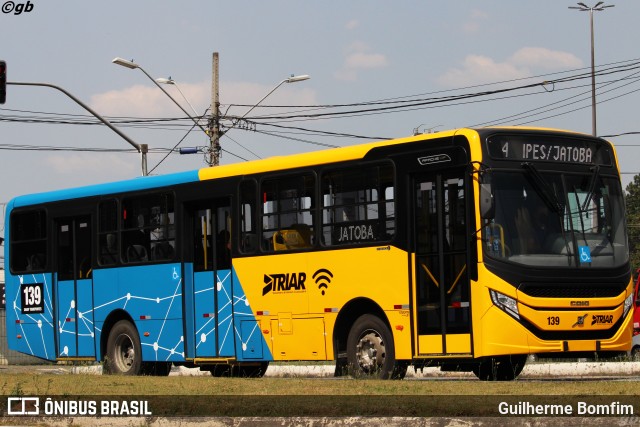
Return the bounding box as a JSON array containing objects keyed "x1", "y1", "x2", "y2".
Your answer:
[
  {"x1": 356, "y1": 331, "x2": 385, "y2": 372},
  {"x1": 115, "y1": 334, "x2": 135, "y2": 372}
]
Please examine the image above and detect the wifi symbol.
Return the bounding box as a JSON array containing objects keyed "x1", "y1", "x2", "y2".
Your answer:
[{"x1": 312, "y1": 268, "x2": 333, "y2": 296}]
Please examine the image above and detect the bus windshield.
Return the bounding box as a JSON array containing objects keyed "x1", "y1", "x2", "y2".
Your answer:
[{"x1": 483, "y1": 169, "x2": 628, "y2": 268}]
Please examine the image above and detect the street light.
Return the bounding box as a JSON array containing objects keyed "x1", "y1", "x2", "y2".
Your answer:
[
  {"x1": 569, "y1": 2, "x2": 614, "y2": 136},
  {"x1": 112, "y1": 57, "x2": 208, "y2": 136},
  {"x1": 209, "y1": 73, "x2": 310, "y2": 166},
  {"x1": 155, "y1": 77, "x2": 200, "y2": 118},
  {"x1": 8, "y1": 80, "x2": 148, "y2": 176},
  {"x1": 238, "y1": 74, "x2": 310, "y2": 120}
]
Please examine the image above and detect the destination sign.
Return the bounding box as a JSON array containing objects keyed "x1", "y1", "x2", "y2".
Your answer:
[{"x1": 486, "y1": 135, "x2": 612, "y2": 166}]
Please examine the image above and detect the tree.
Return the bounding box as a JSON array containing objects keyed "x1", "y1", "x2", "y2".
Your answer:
[{"x1": 625, "y1": 175, "x2": 640, "y2": 274}]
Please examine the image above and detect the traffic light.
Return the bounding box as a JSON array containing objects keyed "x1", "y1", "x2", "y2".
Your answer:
[{"x1": 0, "y1": 60, "x2": 6, "y2": 104}]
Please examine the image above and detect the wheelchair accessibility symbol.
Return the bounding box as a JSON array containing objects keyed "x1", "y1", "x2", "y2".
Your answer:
[{"x1": 578, "y1": 246, "x2": 591, "y2": 264}]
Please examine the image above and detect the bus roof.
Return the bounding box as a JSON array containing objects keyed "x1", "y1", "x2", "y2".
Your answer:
[
  {"x1": 9, "y1": 170, "x2": 199, "y2": 208},
  {"x1": 9, "y1": 129, "x2": 462, "y2": 209},
  {"x1": 8, "y1": 126, "x2": 602, "y2": 209}
]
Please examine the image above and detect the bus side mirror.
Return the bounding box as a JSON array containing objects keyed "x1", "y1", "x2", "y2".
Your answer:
[{"x1": 480, "y1": 183, "x2": 494, "y2": 219}]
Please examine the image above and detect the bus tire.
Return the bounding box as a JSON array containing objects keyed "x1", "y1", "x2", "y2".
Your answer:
[
  {"x1": 141, "y1": 362, "x2": 172, "y2": 376},
  {"x1": 346, "y1": 314, "x2": 406, "y2": 379},
  {"x1": 238, "y1": 362, "x2": 269, "y2": 378},
  {"x1": 104, "y1": 320, "x2": 143, "y2": 376},
  {"x1": 334, "y1": 357, "x2": 348, "y2": 377},
  {"x1": 208, "y1": 364, "x2": 235, "y2": 377},
  {"x1": 472, "y1": 355, "x2": 527, "y2": 381}
]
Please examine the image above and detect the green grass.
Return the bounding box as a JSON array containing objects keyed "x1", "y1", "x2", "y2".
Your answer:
[{"x1": 1, "y1": 373, "x2": 639, "y2": 395}]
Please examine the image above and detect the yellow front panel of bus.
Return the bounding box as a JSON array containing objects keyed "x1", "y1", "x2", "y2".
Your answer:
[
  {"x1": 232, "y1": 246, "x2": 412, "y2": 361},
  {"x1": 471, "y1": 267, "x2": 634, "y2": 357},
  {"x1": 518, "y1": 304, "x2": 623, "y2": 332}
]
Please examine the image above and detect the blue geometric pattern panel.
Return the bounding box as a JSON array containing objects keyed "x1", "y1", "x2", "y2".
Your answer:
[
  {"x1": 7, "y1": 272, "x2": 56, "y2": 361},
  {"x1": 91, "y1": 264, "x2": 185, "y2": 362},
  {"x1": 232, "y1": 267, "x2": 272, "y2": 361}
]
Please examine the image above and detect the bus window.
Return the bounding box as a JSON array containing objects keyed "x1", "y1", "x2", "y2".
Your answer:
[
  {"x1": 10, "y1": 210, "x2": 47, "y2": 273},
  {"x1": 121, "y1": 193, "x2": 175, "y2": 263},
  {"x1": 321, "y1": 163, "x2": 395, "y2": 246},
  {"x1": 261, "y1": 174, "x2": 314, "y2": 252},
  {"x1": 98, "y1": 200, "x2": 119, "y2": 266},
  {"x1": 193, "y1": 203, "x2": 231, "y2": 271},
  {"x1": 240, "y1": 180, "x2": 257, "y2": 254}
]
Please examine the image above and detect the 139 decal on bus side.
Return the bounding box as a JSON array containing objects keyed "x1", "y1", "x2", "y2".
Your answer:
[{"x1": 20, "y1": 283, "x2": 44, "y2": 314}]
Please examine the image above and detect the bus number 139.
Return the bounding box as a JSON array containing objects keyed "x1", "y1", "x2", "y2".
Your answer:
[
  {"x1": 547, "y1": 316, "x2": 560, "y2": 326},
  {"x1": 20, "y1": 283, "x2": 44, "y2": 314}
]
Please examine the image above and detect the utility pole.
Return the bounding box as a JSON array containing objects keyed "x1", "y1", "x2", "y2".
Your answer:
[{"x1": 209, "y1": 52, "x2": 221, "y2": 166}]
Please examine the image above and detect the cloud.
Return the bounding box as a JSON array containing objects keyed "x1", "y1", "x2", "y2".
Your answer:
[
  {"x1": 45, "y1": 153, "x2": 136, "y2": 176},
  {"x1": 463, "y1": 9, "x2": 489, "y2": 33},
  {"x1": 90, "y1": 85, "x2": 174, "y2": 117},
  {"x1": 509, "y1": 47, "x2": 583, "y2": 69},
  {"x1": 345, "y1": 19, "x2": 359, "y2": 30},
  {"x1": 90, "y1": 80, "x2": 316, "y2": 118},
  {"x1": 335, "y1": 42, "x2": 389, "y2": 81},
  {"x1": 437, "y1": 47, "x2": 584, "y2": 88}
]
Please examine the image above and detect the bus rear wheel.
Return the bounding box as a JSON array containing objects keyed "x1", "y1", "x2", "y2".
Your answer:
[
  {"x1": 104, "y1": 320, "x2": 142, "y2": 375},
  {"x1": 207, "y1": 362, "x2": 269, "y2": 378},
  {"x1": 472, "y1": 355, "x2": 527, "y2": 381},
  {"x1": 141, "y1": 362, "x2": 172, "y2": 376},
  {"x1": 346, "y1": 314, "x2": 407, "y2": 379}
]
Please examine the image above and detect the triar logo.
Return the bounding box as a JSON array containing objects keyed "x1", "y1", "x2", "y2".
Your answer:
[{"x1": 262, "y1": 272, "x2": 307, "y2": 296}]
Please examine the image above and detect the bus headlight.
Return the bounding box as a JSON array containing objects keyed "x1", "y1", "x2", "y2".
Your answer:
[
  {"x1": 490, "y1": 289, "x2": 520, "y2": 320},
  {"x1": 623, "y1": 293, "x2": 633, "y2": 318}
]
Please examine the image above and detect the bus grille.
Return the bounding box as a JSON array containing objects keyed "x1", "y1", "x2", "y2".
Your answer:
[{"x1": 518, "y1": 283, "x2": 625, "y2": 299}]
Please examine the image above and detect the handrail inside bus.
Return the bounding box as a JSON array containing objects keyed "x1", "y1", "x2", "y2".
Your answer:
[{"x1": 419, "y1": 262, "x2": 467, "y2": 296}]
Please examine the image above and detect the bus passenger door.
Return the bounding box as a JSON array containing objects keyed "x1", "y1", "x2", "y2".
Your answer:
[
  {"x1": 190, "y1": 200, "x2": 234, "y2": 358},
  {"x1": 55, "y1": 216, "x2": 95, "y2": 358},
  {"x1": 412, "y1": 172, "x2": 471, "y2": 356}
]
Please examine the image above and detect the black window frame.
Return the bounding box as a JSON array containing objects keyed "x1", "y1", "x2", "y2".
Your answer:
[
  {"x1": 320, "y1": 161, "x2": 396, "y2": 247},
  {"x1": 120, "y1": 192, "x2": 176, "y2": 264},
  {"x1": 260, "y1": 172, "x2": 316, "y2": 253},
  {"x1": 10, "y1": 209, "x2": 48, "y2": 274}
]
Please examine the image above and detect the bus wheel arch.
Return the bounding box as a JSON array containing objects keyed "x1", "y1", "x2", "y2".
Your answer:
[
  {"x1": 333, "y1": 298, "x2": 407, "y2": 379},
  {"x1": 101, "y1": 310, "x2": 143, "y2": 375}
]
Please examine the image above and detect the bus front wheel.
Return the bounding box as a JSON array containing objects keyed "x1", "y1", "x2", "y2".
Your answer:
[
  {"x1": 472, "y1": 355, "x2": 527, "y2": 381},
  {"x1": 104, "y1": 320, "x2": 143, "y2": 375},
  {"x1": 346, "y1": 314, "x2": 407, "y2": 379}
]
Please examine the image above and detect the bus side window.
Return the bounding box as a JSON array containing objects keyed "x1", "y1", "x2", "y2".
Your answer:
[
  {"x1": 216, "y1": 229, "x2": 231, "y2": 269},
  {"x1": 98, "y1": 200, "x2": 119, "y2": 266},
  {"x1": 10, "y1": 209, "x2": 47, "y2": 273},
  {"x1": 240, "y1": 180, "x2": 257, "y2": 254},
  {"x1": 260, "y1": 174, "x2": 315, "y2": 253}
]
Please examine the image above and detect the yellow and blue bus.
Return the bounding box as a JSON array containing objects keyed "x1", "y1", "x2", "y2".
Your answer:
[{"x1": 4, "y1": 127, "x2": 633, "y2": 380}]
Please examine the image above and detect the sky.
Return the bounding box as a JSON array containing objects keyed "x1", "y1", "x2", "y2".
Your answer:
[{"x1": 2, "y1": 0, "x2": 640, "y2": 218}]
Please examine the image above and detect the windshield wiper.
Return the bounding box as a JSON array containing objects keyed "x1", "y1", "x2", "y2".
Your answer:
[
  {"x1": 581, "y1": 165, "x2": 600, "y2": 212},
  {"x1": 521, "y1": 162, "x2": 564, "y2": 214}
]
